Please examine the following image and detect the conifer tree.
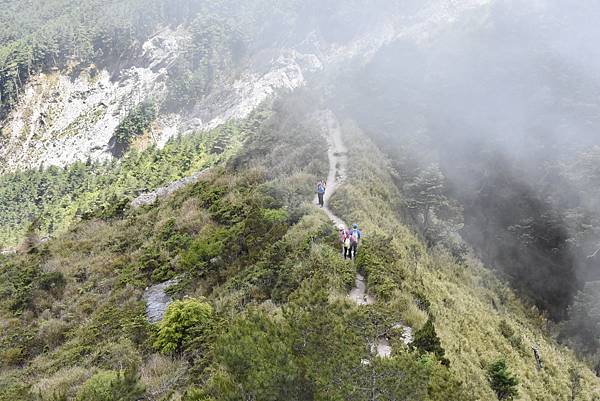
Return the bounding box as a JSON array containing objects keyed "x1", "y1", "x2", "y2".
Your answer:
[{"x1": 487, "y1": 359, "x2": 519, "y2": 401}]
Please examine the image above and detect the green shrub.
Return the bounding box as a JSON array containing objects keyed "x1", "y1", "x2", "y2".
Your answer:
[
  {"x1": 0, "y1": 373, "x2": 32, "y2": 401},
  {"x1": 498, "y1": 320, "x2": 514, "y2": 339},
  {"x1": 487, "y1": 359, "x2": 519, "y2": 401},
  {"x1": 498, "y1": 320, "x2": 524, "y2": 351},
  {"x1": 412, "y1": 291, "x2": 431, "y2": 312},
  {"x1": 0, "y1": 346, "x2": 24, "y2": 366},
  {"x1": 31, "y1": 366, "x2": 89, "y2": 401},
  {"x1": 355, "y1": 235, "x2": 403, "y2": 301},
  {"x1": 411, "y1": 318, "x2": 449, "y2": 366},
  {"x1": 89, "y1": 339, "x2": 143, "y2": 371},
  {"x1": 38, "y1": 318, "x2": 70, "y2": 350},
  {"x1": 38, "y1": 271, "x2": 66, "y2": 297},
  {"x1": 76, "y1": 371, "x2": 116, "y2": 401},
  {"x1": 0, "y1": 258, "x2": 40, "y2": 313},
  {"x1": 154, "y1": 298, "x2": 214, "y2": 354},
  {"x1": 75, "y1": 369, "x2": 145, "y2": 401},
  {"x1": 182, "y1": 387, "x2": 215, "y2": 401},
  {"x1": 179, "y1": 234, "x2": 226, "y2": 277},
  {"x1": 262, "y1": 208, "x2": 289, "y2": 225}
]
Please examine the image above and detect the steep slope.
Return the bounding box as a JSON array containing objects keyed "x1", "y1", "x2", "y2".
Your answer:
[
  {"x1": 0, "y1": 0, "x2": 507, "y2": 248},
  {"x1": 0, "y1": 0, "x2": 503, "y2": 174},
  {"x1": 329, "y1": 118, "x2": 600, "y2": 400}
]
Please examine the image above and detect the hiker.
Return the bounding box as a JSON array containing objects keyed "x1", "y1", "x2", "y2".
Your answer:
[
  {"x1": 338, "y1": 224, "x2": 351, "y2": 259},
  {"x1": 349, "y1": 223, "x2": 362, "y2": 260},
  {"x1": 316, "y1": 180, "x2": 326, "y2": 207}
]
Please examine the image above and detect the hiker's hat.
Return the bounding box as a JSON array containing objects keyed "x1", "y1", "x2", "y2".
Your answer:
[{"x1": 353, "y1": 223, "x2": 358, "y2": 229}]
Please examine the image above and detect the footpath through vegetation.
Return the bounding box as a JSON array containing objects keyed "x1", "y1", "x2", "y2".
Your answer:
[{"x1": 316, "y1": 110, "x2": 413, "y2": 358}]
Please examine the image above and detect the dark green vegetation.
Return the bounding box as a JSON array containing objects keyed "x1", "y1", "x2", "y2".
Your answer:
[
  {"x1": 113, "y1": 101, "x2": 157, "y2": 155},
  {"x1": 487, "y1": 360, "x2": 519, "y2": 401},
  {"x1": 0, "y1": 118, "x2": 246, "y2": 247}
]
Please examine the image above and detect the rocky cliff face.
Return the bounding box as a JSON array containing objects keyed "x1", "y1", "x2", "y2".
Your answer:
[
  {"x1": 0, "y1": 0, "x2": 494, "y2": 173},
  {"x1": 0, "y1": 28, "x2": 323, "y2": 172},
  {"x1": 0, "y1": 28, "x2": 184, "y2": 172}
]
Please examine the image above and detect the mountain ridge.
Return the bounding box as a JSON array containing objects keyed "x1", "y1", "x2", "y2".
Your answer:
[{"x1": 1, "y1": 1, "x2": 600, "y2": 400}]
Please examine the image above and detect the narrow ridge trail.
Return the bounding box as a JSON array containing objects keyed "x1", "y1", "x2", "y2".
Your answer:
[
  {"x1": 316, "y1": 110, "x2": 412, "y2": 358},
  {"x1": 314, "y1": 110, "x2": 347, "y2": 228},
  {"x1": 315, "y1": 111, "x2": 389, "y2": 357},
  {"x1": 315, "y1": 110, "x2": 375, "y2": 305},
  {"x1": 314, "y1": 110, "x2": 375, "y2": 307}
]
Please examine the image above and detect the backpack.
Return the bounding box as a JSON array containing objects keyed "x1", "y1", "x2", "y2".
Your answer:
[
  {"x1": 350, "y1": 229, "x2": 360, "y2": 244},
  {"x1": 344, "y1": 234, "x2": 351, "y2": 247}
]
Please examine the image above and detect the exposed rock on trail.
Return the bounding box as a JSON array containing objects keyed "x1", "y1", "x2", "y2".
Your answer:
[
  {"x1": 348, "y1": 273, "x2": 375, "y2": 305},
  {"x1": 375, "y1": 323, "x2": 415, "y2": 358}
]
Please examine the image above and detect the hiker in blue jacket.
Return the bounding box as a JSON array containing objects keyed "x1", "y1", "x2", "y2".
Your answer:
[
  {"x1": 349, "y1": 223, "x2": 362, "y2": 260},
  {"x1": 316, "y1": 180, "x2": 326, "y2": 207}
]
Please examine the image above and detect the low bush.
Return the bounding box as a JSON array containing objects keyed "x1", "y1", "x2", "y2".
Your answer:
[
  {"x1": 37, "y1": 318, "x2": 70, "y2": 350},
  {"x1": 32, "y1": 366, "x2": 89, "y2": 401},
  {"x1": 154, "y1": 298, "x2": 214, "y2": 354},
  {"x1": 75, "y1": 368, "x2": 145, "y2": 401},
  {"x1": 356, "y1": 235, "x2": 404, "y2": 301}
]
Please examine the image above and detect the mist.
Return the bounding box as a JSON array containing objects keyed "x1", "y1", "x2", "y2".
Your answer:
[{"x1": 313, "y1": 0, "x2": 600, "y2": 322}]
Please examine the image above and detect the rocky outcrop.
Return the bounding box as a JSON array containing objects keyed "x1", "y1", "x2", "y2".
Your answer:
[
  {"x1": 0, "y1": 1, "x2": 494, "y2": 173},
  {"x1": 0, "y1": 38, "x2": 323, "y2": 173},
  {"x1": 0, "y1": 27, "x2": 183, "y2": 172},
  {"x1": 143, "y1": 278, "x2": 179, "y2": 324}
]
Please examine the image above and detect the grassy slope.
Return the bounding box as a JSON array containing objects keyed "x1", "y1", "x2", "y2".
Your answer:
[{"x1": 329, "y1": 119, "x2": 600, "y2": 400}]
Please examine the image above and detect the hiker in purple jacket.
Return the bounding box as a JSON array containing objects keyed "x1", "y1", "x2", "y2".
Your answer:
[
  {"x1": 349, "y1": 223, "x2": 362, "y2": 260},
  {"x1": 338, "y1": 224, "x2": 351, "y2": 259}
]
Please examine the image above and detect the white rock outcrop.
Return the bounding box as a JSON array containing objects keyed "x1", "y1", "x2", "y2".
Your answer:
[{"x1": 0, "y1": 1, "x2": 493, "y2": 173}]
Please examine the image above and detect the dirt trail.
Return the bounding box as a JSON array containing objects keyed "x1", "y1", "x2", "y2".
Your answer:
[
  {"x1": 314, "y1": 110, "x2": 347, "y2": 227},
  {"x1": 316, "y1": 110, "x2": 412, "y2": 358},
  {"x1": 348, "y1": 273, "x2": 375, "y2": 305}
]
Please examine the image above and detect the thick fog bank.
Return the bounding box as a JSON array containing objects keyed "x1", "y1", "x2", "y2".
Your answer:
[{"x1": 328, "y1": 0, "x2": 600, "y2": 318}]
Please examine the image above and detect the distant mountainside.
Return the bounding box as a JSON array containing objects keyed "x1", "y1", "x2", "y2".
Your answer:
[{"x1": 1, "y1": 1, "x2": 600, "y2": 400}]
